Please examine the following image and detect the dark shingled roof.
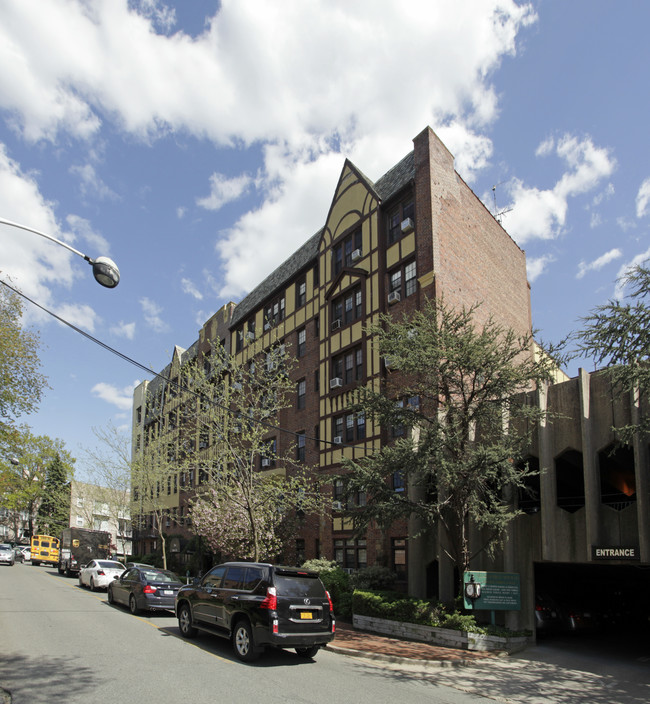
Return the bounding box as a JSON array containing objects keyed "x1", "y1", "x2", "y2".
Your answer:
[{"x1": 229, "y1": 150, "x2": 415, "y2": 329}]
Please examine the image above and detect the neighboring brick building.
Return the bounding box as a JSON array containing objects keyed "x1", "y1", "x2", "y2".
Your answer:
[{"x1": 131, "y1": 126, "x2": 649, "y2": 634}]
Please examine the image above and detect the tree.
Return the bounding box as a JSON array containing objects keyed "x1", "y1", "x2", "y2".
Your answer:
[
  {"x1": 574, "y1": 261, "x2": 650, "y2": 444},
  {"x1": 0, "y1": 283, "x2": 48, "y2": 446},
  {"x1": 131, "y1": 432, "x2": 181, "y2": 570},
  {"x1": 0, "y1": 427, "x2": 74, "y2": 539},
  {"x1": 338, "y1": 298, "x2": 558, "y2": 592},
  {"x1": 185, "y1": 340, "x2": 321, "y2": 562},
  {"x1": 37, "y1": 454, "x2": 72, "y2": 536},
  {"x1": 82, "y1": 423, "x2": 134, "y2": 558}
]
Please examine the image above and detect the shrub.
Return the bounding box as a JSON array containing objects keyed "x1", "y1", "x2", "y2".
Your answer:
[
  {"x1": 352, "y1": 590, "x2": 446, "y2": 627},
  {"x1": 351, "y1": 566, "x2": 397, "y2": 591},
  {"x1": 301, "y1": 558, "x2": 352, "y2": 619}
]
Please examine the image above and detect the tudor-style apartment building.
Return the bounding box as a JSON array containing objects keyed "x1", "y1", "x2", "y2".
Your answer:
[{"x1": 132, "y1": 127, "x2": 649, "y2": 633}]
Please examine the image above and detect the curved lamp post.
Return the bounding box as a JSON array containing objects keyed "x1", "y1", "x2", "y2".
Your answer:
[{"x1": 0, "y1": 216, "x2": 120, "y2": 288}]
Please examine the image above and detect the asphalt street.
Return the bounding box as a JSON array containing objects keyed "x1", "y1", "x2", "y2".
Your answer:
[{"x1": 1, "y1": 563, "x2": 649, "y2": 704}]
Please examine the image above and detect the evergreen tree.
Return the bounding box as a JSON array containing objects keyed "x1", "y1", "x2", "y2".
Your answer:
[
  {"x1": 575, "y1": 261, "x2": 650, "y2": 444},
  {"x1": 338, "y1": 298, "x2": 558, "y2": 591},
  {"x1": 37, "y1": 454, "x2": 72, "y2": 536}
]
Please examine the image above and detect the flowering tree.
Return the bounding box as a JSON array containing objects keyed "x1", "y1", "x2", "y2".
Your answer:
[{"x1": 186, "y1": 339, "x2": 320, "y2": 562}]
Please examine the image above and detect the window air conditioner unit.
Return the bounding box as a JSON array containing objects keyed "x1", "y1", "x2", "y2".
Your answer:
[
  {"x1": 331, "y1": 318, "x2": 342, "y2": 330},
  {"x1": 330, "y1": 377, "x2": 343, "y2": 389},
  {"x1": 401, "y1": 217, "x2": 414, "y2": 234},
  {"x1": 246, "y1": 331, "x2": 255, "y2": 341},
  {"x1": 332, "y1": 500, "x2": 343, "y2": 510},
  {"x1": 388, "y1": 291, "x2": 401, "y2": 304},
  {"x1": 264, "y1": 321, "x2": 271, "y2": 331},
  {"x1": 350, "y1": 248, "x2": 362, "y2": 262},
  {"x1": 261, "y1": 459, "x2": 271, "y2": 467},
  {"x1": 384, "y1": 356, "x2": 393, "y2": 370},
  {"x1": 333, "y1": 436, "x2": 343, "y2": 445}
]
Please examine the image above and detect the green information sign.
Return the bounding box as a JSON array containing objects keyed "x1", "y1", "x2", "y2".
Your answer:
[{"x1": 463, "y1": 571, "x2": 521, "y2": 611}]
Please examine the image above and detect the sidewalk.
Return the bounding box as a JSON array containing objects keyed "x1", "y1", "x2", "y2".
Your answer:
[{"x1": 326, "y1": 622, "x2": 498, "y2": 667}]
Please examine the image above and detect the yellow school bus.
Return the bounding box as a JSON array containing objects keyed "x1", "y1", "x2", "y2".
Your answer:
[{"x1": 30, "y1": 534, "x2": 60, "y2": 567}]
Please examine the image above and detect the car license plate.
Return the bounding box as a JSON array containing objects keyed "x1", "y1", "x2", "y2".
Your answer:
[
  {"x1": 164, "y1": 590, "x2": 174, "y2": 595},
  {"x1": 300, "y1": 611, "x2": 313, "y2": 620}
]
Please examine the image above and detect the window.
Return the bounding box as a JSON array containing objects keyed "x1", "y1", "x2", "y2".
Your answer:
[
  {"x1": 334, "y1": 412, "x2": 365, "y2": 444},
  {"x1": 389, "y1": 260, "x2": 417, "y2": 299},
  {"x1": 334, "y1": 538, "x2": 367, "y2": 570},
  {"x1": 392, "y1": 538, "x2": 407, "y2": 581},
  {"x1": 332, "y1": 347, "x2": 363, "y2": 387},
  {"x1": 387, "y1": 196, "x2": 415, "y2": 245},
  {"x1": 296, "y1": 278, "x2": 306, "y2": 308},
  {"x1": 332, "y1": 228, "x2": 362, "y2": 275},
  {"x1": 297, "y1": 328, "x2": 306, "y2": 357},
  {"x1": 297, "y1": 432, "x2": 306, "y2": 462},
  {"x1": 393, "y1": 470, "x2": 405, "y2": 492},
  {"x1": 247, "y1": 318, "x2": 255, "y2": 341},
  {"x1": 264, "y1": 294, "x2": 286, "y2": 330},
  {"x1": 235, "y1": 326, "x2": 244, "y2": 353},
  {"x1": 332, "y1": 286, "x2": 363, "y2": 328},
  {"x1": 333, "y1": 479, "x2": 344, "y2": 503},
  {"x1": 297, "y1": 379, "x2": 306, "y2": 410}
]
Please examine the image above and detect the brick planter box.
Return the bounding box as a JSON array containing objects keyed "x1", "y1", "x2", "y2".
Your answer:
[{"x1": 352, "y1": 614, "x2": 530, "y2": 653}]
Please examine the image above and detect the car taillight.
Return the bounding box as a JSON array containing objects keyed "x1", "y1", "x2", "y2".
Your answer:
[
  {"x1": 143, "y1": 585, "x2": 157, "y2": 594},
  {"x1": 260, "y1": 586, "x2": 277, "y2": 610},
  {"x1": 326, "y1": 590, "x2": 334, "y2": 612},
  {"x1": 97, "y1": 570, "x2": 105, "y2": 575}
]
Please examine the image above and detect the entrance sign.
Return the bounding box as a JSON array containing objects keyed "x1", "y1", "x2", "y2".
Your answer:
[
  {"x1": 591, "y1": 545, "x2": 639, "y2": 561},
  {"x1": 463, "y1": 571, "x2": 520, "y2": 610}
]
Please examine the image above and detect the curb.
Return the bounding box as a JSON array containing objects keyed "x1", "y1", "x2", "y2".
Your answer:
[{"x1": 325, "y1": 642, "x2": 478, "y2": 668}]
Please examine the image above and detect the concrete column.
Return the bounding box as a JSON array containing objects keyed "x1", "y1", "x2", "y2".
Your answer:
[
  {"x1": 631, "y1": 385, "x2": 650, "y2": 561},
  {"x1": 538, "y1": 381, "x2": 556, "y2": 560},
  {"x1": 580, "y1": 368, "x2": 600, "y2": 555}
]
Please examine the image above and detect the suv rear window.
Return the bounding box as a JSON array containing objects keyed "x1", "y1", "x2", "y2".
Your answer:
[{"x1": 273, "y1": 574, "x2": 326, "y2": 598}]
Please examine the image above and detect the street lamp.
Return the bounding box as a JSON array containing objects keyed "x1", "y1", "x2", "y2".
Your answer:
[{"x1": 0, "y1": 216, "x2": 120, "y2": 288}]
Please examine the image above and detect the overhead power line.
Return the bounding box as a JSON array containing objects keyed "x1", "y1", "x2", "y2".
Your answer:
[{"x1": 0, "y1": 278, "x2": 352, "y2": 452}]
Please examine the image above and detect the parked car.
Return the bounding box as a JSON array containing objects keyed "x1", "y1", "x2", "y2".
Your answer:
[
  {"x1": 18, "y1": 546, "x2": 31, "y2": 561},
  {"x1": 13, "y1": 546, "x2": 26, "y2": 563},
  {"x1": 534, "y1": 593, "x2": 564, "y2": 634},
  {"x1": 78, "y1": 559, "x2": 125, "y2": 591},
  {"x1": 108, "y1": 566, "x2": 183, "y2": 614},
  {"x1": 125, "y1": 562, "x2": 154, "y2": 569},
  {"x1": 175, "y1": 562, "x2": 336, "y2": 662},
  {"x1": 0, "y1": 543, "x2": 15, "y2": 566}
]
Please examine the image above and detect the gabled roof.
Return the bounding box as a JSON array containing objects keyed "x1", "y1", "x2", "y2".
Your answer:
[
  {"x1": 229, "y1": 150, "x2": 415, "y2": 329},
  {"x1": 230, "y1": 228, "x2": 323, "y2": 328}
]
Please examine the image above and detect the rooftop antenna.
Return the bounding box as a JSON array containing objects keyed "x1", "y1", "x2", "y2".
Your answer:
[{"x1": 492, "y1": 182, "x2": 513, "y2": 224}]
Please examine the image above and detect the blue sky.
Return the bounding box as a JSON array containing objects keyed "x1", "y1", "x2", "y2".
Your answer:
[{"x1": 0, "y1": 1, "x2": 648, "y2": 477}]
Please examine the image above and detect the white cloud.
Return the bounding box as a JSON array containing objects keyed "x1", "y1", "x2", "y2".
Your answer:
[
  {"x1": 140, "y1": 296, "x2": 170, "y2": 332},
  {"x1": 0, "y1": 143, "x2": 82, "y2": 317},
  {"x1": 91, "y1": 380, "x2": 139, "y2": 411},
  {"x1": 0, "y1": 0, "x2": 538, "y2": 299},
  {"x1": 635, "y1": 177, "x2": 650, "y2": 218},
  {"x1": 197, "y1": 173, "x2": 253, "y2": 211},
  {"x1": 110, "y1": 321, "x2": 136, "y2": 339},
  {"x1": 65, "y1": 214, "x2": 113, "y2": 257},
  {"x1": 69, "y1": 163, "x2": 118, "y2": 201},
  {"x1": 526, "y1": 254, "x2": 555, "y2": 283},
  {"x1": 501, "y1": 134, "x2": 615, "y2": 244},
  {"x1": 576, "y1": 248, "x2": 622, "y2": 279},
  {"x1": 55, "y1": 302, "x2": 98, "y2": 332},
  {"x1": 181, "y1": 277, "x2": 203, "y2": 300}
]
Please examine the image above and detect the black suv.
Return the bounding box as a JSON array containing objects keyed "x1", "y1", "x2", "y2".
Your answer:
[{"x1": 175, "y1": 562, "x2": 335, "y2": 662}]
